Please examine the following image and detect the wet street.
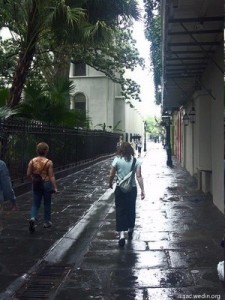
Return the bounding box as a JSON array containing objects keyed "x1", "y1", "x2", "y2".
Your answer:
[{"x1": 0, "y1": 143, "x2": 224, "y2": 299}]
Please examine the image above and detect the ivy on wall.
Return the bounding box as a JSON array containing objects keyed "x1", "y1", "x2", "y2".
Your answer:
[{"x1": 143, "y1": 0, "x2": 162, "y2": 105}]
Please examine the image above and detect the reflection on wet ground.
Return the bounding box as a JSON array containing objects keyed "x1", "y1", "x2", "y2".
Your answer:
[
  {"x1": 0, "y1": 143, "x2": 224, "y2": 299},
  {"x1": 54, "y1": 143, "x2": 224, "y2": 299}
]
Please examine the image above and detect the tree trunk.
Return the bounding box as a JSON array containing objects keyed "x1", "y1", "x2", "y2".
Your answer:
[
  {"x1": 52, "y1": 47, "x2": 72, "y2": 109},
  {"x1": 53, "y1": 47, "x2": 71, "y2": 80},
  {"x1": 8, "y1": 1, "x2": 39, "y2": 108}
]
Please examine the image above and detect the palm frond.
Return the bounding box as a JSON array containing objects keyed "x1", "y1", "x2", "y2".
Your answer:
[
  {"x1": 82, "y1": 21, "x2": 113, "y2": 45},
  {"x1": 0, "y1": 106, "x2": 18, "y2": 118},
  {"x1": 50, "y1": 4, "x2": 86, "y2": 41}
]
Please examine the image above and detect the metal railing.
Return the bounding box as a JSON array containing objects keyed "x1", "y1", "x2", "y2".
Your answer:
[{"x1": 0, "y1": 118, "x2": 119, "y2": 184}]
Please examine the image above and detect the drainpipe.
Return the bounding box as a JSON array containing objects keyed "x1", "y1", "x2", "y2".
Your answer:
[
  {"x1": 166, "y1": 122, "x2": 173, "y2": 167},
  {"x1": 144, "y1": 121, "x2": 147, "y2": 152},
  {"x1": 162, "y1": 114, "x2": 173, "y2": 167}
]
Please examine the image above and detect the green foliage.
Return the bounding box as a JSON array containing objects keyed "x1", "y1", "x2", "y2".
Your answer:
[
  {"x1": 72, "y1": 19, "x2": 144, "y2": 101},
  {"x1": 0, "y1": 106, "x2": 18, "y2": 118},
  {"x1": 18, "y1": 79, "x2": 90, "y2": 127},
  {"x1": 143, "y1": 0, "x2": 162, "y2": 105},
  {"x1": 0, "y1": 87, "x2": 18, "y2": 118},
  {"x1": 0, "y1": 87, "x2": 9, "y2": 105},
  {"x1": 94, "y1": 120, "x2": 123, "y2": 132},
  {"x1": 0, "y1": 37, "x2": 19, "y2": 87},
  {"x1": 145, "y1": 115, "x2": 163, "y2": 138},
  {"x1": 0, "y1": 0, "x2": 143, "y2": 107}
]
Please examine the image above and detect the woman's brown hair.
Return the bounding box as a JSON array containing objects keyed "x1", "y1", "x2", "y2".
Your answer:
[
  {"x1": 36, "y1": 142, "x2": 49, "y2": 156},
  {"x1": 118, "y1": 142, "x2": 134, "y2": 161}
]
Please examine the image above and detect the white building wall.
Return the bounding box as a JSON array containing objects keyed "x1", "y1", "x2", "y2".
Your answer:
[
  {"x1": 182, "y1": 44, "x2": 223, "y2": 213},
  {"x1": 125, "y1": 103, "x2": 132, "y2": 139},
  {"x1": 70, "y1": 64, "x2": 120, "y2": 130},
  {"x1": 195, "y1": 92, "x2": 212, "y2": 171},
  {"x1": 71, "y1": 76, "x2": 109, "y2": 128},
  {"x1": 125, "y1": 104, "x2": 136, "y2": 139},
  {"x1": 125, "y1": 104, "x2": 145, "y2": 141},
  {"x1": 202, "y1": 44, "x2": 224, "y2": 213},
  {"x1": 70, "y1": 64, "x2": 144, "y2": 146},
  {"x1": 114, "y1": 97, "x2": 125, "y2": 133}
]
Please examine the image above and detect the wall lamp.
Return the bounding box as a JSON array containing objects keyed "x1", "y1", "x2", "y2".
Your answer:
[
  {"x1": 182, "y1": 107, "x2": 196, "y2": 126},
  {"x1": 162, "y1": 115, "x2": 171, "y2": 126},
  {"x1": 189, "y1": 107, "x2": 196, "y2": 124},
  {"x1": 182, "y1": 113, "x2": 189, "y2": 126}
]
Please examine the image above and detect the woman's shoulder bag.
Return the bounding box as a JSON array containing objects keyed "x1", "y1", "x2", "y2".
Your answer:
[{"x1": 118, "y1": 157, "x2": 136, "y2": 193}]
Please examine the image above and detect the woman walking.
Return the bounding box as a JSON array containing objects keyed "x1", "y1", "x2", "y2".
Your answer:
[
  {"x1": 109, "y1": 142, "x2": 145, "y2": 247},
  {"x1": 27, "y1": 142, "x2": 58, "y2": 232}
]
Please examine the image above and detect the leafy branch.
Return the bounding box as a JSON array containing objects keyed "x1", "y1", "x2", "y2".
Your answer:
[{"x1": 143, "y1": 0, "x2": 162, "y2": 105}]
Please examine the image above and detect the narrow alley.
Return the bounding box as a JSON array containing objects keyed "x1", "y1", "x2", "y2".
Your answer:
[{"x1": 0, "y1": 143, "x2": 224, "y2": 299}]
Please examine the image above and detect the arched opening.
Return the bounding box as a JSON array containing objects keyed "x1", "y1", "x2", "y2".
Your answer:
[{"x1": 73, "y1": 93, "x2": 86, "y2": 114}]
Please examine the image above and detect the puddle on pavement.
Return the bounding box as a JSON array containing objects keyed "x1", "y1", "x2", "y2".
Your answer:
[{"x1": 161, "y1": 196, "x2": 180, "y2": 202}]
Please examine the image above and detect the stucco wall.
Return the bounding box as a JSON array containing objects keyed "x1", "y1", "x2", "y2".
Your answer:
[
  {"x1": 124, "y1": 102, "x2": 144, "y2": 138},
  {"x1": 70, "y1": 64, "x2": 146, "y2": 151},
  {"x1": 202, "y1": 44, "x2": 224, "y2": 213},
  {"x1": 180, "y1": 44, "x2": 223, "y2": 213},
  {"x1": 114, "y1": 97, "x2": 125, "y2": 133},
  {"x1": 195, "y1": 93, "x2": 212, "y2": 170},
  {"x1": 71, "y1": 76, "x2": 113, "y2": 129}
]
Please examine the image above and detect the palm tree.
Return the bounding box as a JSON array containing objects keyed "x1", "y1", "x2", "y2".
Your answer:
[
  {"x1": 0, "y1": 88, "x2": 18, "y2": 118},
  {"x1": 19, "y1": 78, "x2": 90, "y2": 127},
  {"x1": 51, "y1": 0, "x2": 140, "y2": 80},
  {"x1": 1, "y1": 0, "x2": 140, "y2": 108},
  {"x1": 1, "y1": 0, "x2": 85, "y2": 108}
]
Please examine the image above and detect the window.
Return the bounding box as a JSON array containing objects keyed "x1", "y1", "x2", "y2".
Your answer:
[
  {"x1": 73, "y1": 93, "x2": 86, "y2": 114},
  {"x1": 75, "y1": 101, "x2": 86, "y2": 112},
  {"x1": 72, "y1": 62, "x2": 86, "y2": 76}
]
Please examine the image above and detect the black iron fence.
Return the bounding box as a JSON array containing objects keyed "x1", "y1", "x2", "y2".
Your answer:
[{"x1": 0, "y1": 118, "x2": 119, "y2": 184}]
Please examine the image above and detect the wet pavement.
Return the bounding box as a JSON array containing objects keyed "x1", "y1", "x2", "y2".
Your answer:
[{"x1": 0, "y1": 143, "x2": 224, "y2": 299}]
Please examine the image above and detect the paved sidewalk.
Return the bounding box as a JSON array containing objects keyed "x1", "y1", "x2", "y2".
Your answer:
[
  {"x1": 54, "y1": 143, "x2": 224, "y2": 299},
  {"x1": 0, "y1": 156, "x2": 114, "y2": 298},
  {"x1": 0, "y1": 143, "x2": 224, "y2": 299}
]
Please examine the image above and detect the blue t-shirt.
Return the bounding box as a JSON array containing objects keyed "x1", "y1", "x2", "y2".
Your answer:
[{"x1": 112, "y1": 156, "x2": 142, "y2": 186}]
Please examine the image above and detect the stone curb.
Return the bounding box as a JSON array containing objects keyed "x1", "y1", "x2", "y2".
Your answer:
[{"x1": 0, "y1": 183, "x2": 115, "y2": 299}]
